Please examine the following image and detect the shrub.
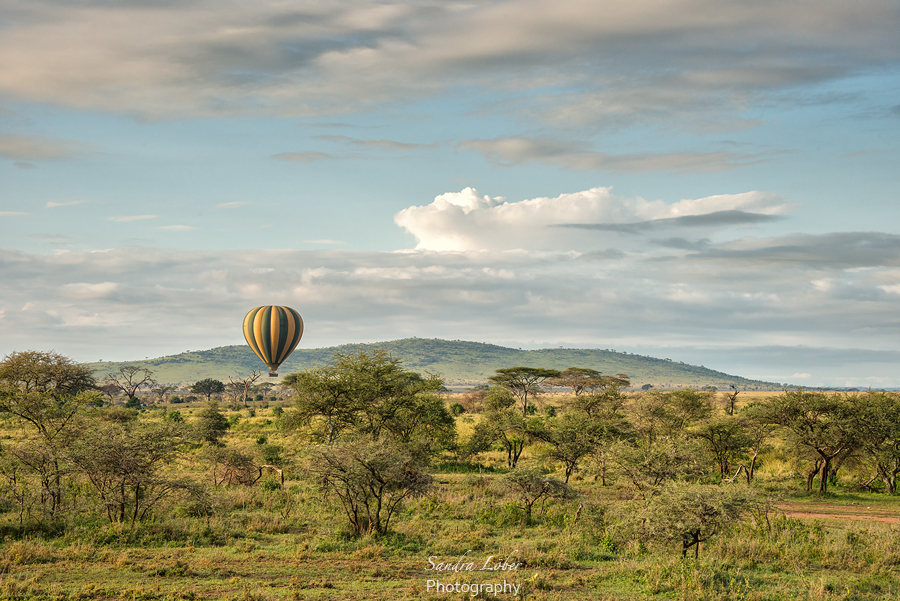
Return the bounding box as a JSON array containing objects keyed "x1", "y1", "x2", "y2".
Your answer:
[
  {"x1": 194, "y1": 402, "x2": 230, "y2": 444},
  {"x1": 305, "y1": 438, "x2": 432, "y2": 536}
]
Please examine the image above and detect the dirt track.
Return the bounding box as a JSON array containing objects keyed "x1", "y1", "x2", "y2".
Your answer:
[
  {"x1": 777, "y1": 502, "x2": 900, "y2": 525},
  {"x1": 779, "y1": 510, "x2": 900, "y2": 524}
]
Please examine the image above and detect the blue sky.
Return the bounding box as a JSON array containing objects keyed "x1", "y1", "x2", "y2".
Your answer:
[{"x1": 2, "y1": 0, "x2": 900, "y2": 386}]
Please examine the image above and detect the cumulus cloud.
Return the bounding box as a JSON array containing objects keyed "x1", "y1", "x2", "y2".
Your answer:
[{"x1": 394, "y1": 186, "x2": 789, "y2": 251}]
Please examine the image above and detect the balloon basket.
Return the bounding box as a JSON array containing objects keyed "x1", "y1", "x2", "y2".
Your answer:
[{"x1": 268, "y1": 372, "x2": 278, "y2": 377}]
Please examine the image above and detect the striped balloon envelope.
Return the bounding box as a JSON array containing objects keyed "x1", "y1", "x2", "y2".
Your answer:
[{"x1": 242, "y1": 306, "x2": 304, "y2": 375}]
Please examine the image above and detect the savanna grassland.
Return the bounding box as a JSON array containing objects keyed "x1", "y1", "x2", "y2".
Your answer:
[{"x1": 1, "y1": 352, "x2": 900, "y2": 601}]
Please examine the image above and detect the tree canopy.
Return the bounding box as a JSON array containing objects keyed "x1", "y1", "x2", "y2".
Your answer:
[
  {"x1": 191, "y1": 378, "x2": 226, "y2": 403},
  {"x1": 489, "y1": 367, "x2": 561, "y2": 417},
  {"x1": 284, "y1": 350, "x2": 454, "y2": 459}
]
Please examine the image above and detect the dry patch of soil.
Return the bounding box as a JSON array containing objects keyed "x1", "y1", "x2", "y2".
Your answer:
[{"x1": 777, "y1": 501, "x2": 900, "y2": 524}]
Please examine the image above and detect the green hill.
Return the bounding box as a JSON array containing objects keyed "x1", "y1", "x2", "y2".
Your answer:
[{"x1": 85, "y1": 338, "x2": 780, "y2": 390}]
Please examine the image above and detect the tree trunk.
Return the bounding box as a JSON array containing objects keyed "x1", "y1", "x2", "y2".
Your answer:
[
  {"x1": 806, "y1": 458, "x2": 823, "y2": 492},
  {"x1": 819, "y1": 456, "x2": 832, "y2": 493},
  {"x1": 682, "y1": 530, "x2": 701, "y2": 558},
  {"x1": 748, "y1": 450, "x2": 759, "y2": 481}
]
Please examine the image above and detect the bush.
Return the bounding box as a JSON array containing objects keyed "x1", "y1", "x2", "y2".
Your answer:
[
  {"x1": 164, "y1": 410, "x2": 184, "y2": 423},
  {"x1": 305, "y1": 438, "x2": 432, "y2": 536},
  {"x1": 449, "y1": 403, "x2": 465, "y2": 417},
  {"x1": 259, "y1": 444, "x2": 283, "y2": 465},
  {"x1": 194, "y1": 401, "x2": 230, "y2": 444}
]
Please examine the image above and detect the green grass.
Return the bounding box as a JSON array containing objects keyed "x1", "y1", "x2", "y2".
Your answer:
[
  {"x1": 4, "y1": 488, "x2": 900, "y2": 600},
  {"x1": 3, "y1": 403, "x2": 900, "y2": 600}
]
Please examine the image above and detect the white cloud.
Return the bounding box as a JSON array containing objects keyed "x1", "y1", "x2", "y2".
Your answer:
[
  {"x1": 216, "y1": 201, "x2": 250, "y2": 208},
  {"x1": 45, "y1": 200, "x2": 88, "y2": 208},
  {"x1": 394, "y1": 186, "x2": 788, "y2": 251},
  {"x1": 108, "y1": 215, "x2": 158, "y2": 222},
  {"x1": 159, "y1": 225, "x2": 198, "y2": 231},
  {"x1": 1, "y1": 211, "x2": 29, "y2": 217}
]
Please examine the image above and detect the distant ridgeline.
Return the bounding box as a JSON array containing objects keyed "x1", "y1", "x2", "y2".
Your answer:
[{"x1": 84, "y1": 338, "x2": 782, "y2": 390}]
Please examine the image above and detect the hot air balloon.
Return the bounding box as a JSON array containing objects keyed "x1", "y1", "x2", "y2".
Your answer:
[{"x1": 242, "y1": 306, "x2": 304, "y2": 376}]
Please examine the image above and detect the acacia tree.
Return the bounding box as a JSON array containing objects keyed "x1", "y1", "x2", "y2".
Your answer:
[
  {"x1": 69, "y1": 419, "x2": 187, "y2": 526},
  {"x1": 608, "y1": 437, "x2": 709, "y2": 497},
  {"x1": 229, "y1": 371, "x2": 262, "y2": 407},
  {"x1": 533, "y1": 412, "x2": 616, "y2": 483},
  {"x1": 152, "y1": 384, "x2": 176, "y2": 405},
  {"x1": 306, "y1": 438, "x2": 431, "y2": 536},
  {"x1": 283, "y1": 364, "x2": 361, "y2": 443},
  {"x1": 0, "y1": 351, "x2": 98, "y2": 514},
  {"x1": 104, "y1": 366, "x2": 156, "y2": 404},
  {"x1": 223, "y1": 382, "x2": 243, "y2": 404},
  {"x1": 692, "y1": 416, "x2": 752, "y2": 480},
  {"x1": 0, "y1": 351, "x2": 97, "y2": 441},
  {"x1": 489, "y1": 367, "x2": 561, "y2": 417},
  {"x1": 567, "y1": 374, "x2": 630, "y2": 418},
  {"x1": 284, "y1": 351, "x2": 454, "y2": 459},
  {"x1": 380, "y1": 391, "x2": 456, "y2": 460},
  {"x1": 627, "y1": 388, "x2": 712, "y2": 450},
  {"x1": 464, "y1": 387, "x2": 533, "y2": 468},
  {"x1": 631, "y1": 483, "x2": 753, "y2": 558},
  {"x1": 758, "y1": 389, "x2": 858, "y2": 493},
  {"x1": 191, "y1": 378, "x2": 226, "y2": 403},
  {"x1": 547, "y1": 368, "x2": 605, "y2": 395},
  {"x1": 502, "y1": 468, "x2": 576, "y2": 525},
  {"x1": 733, "y1": 403, "x2": 775, "y2": 482},
  {"x1": 850, "y1": 391, "x2": 900, "y2": 493},
  {"x1": 724, "y1": 385, "x2": 740, "y2": 415}
]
